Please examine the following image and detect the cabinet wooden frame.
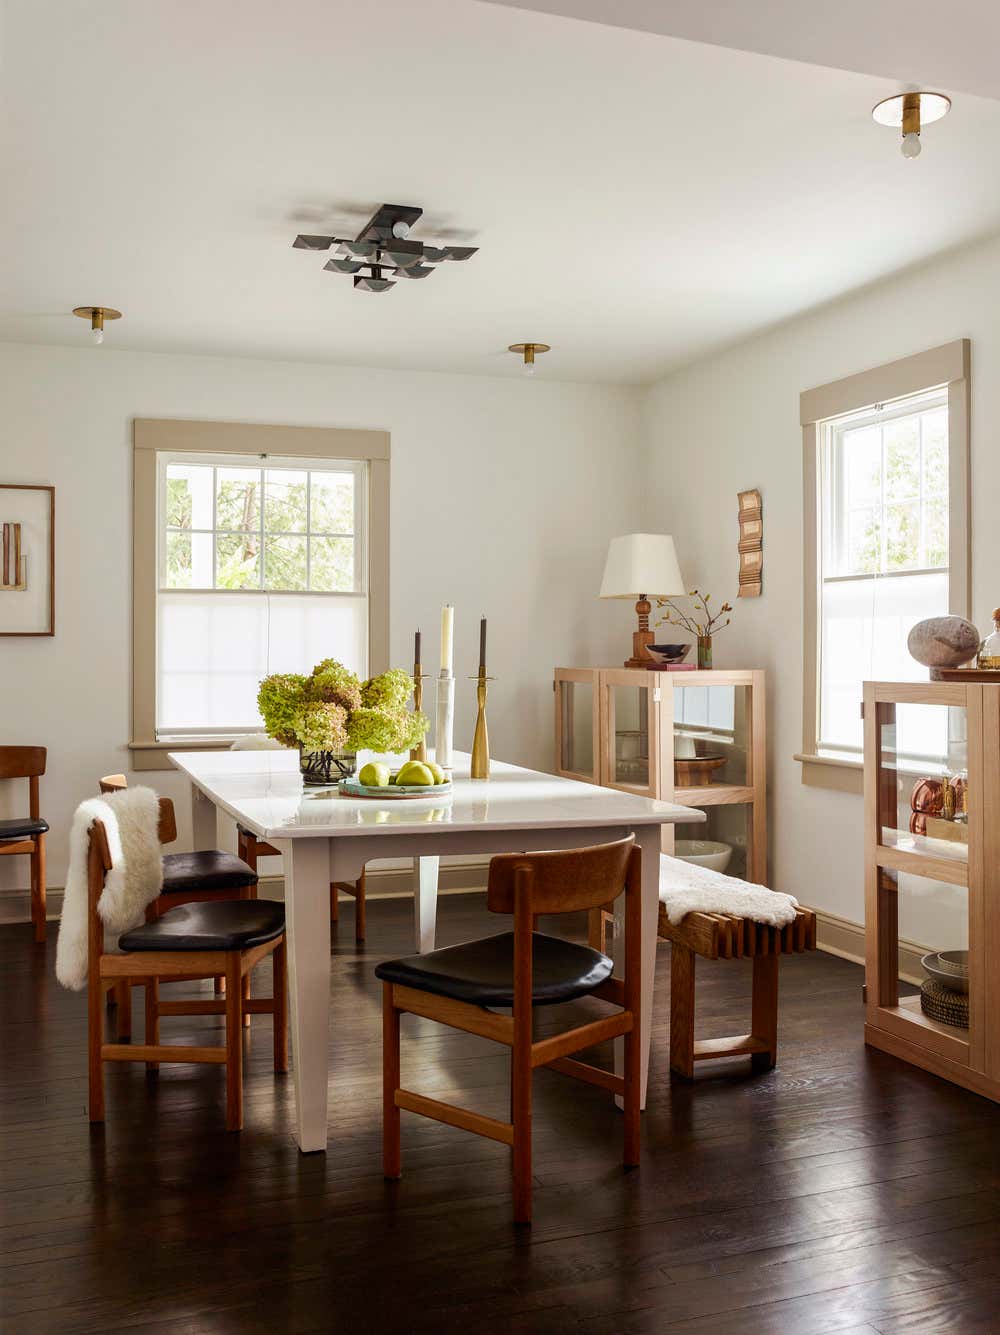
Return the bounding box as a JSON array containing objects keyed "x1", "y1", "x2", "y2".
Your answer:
[
  {"x1": 862, "y1": 679, "x2": 1000, "y2": 1099},
  {"x1": 553, "y1": 667, "x2": 767, "y2": 882}
]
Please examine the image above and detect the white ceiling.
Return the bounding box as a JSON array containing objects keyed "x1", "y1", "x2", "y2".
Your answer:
[{"x1": 4, "y1": 0, "x2": 1000, "y2": 384}]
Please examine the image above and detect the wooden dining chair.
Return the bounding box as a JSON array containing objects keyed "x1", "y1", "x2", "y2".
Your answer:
[
  {"x1": 0, "y1": 746, "x2": 48, "y2": 942},
  {"x1": 376, "y1": 835, "x2": 641, "y2": 1225},
  {"x1": 237, "y1": 823, "x2": 368, "y2": 943},
  {"x1": 87, "y1": 796, "x2": 288, "y2": 1131}
]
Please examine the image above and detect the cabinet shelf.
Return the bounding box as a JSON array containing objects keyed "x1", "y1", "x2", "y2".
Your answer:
[{"x1": 674, "y1": 784, "x2": 755, "y2": 806}]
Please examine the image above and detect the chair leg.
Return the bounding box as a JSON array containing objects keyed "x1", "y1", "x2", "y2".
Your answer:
[
  {"x1": 272, "y1": 940, "x2": 289, "y2": 1073},
  {"x1": 382, "y1": 982, "x2": 401, "y2": 1179},
  {"x1": 355, "y1": 871, "x2": 366, "y2": 944},
  {"x1": 750, "y1": 953, "x2": 779, "y2": 1073},
  {"x1": 88, "y1": 973, "x2": 105, "y2": 1123},
  {"x1": 623, "y1": 1016, "x2": 640, "y2": 1168},
  {"x1": 32, "y1": 837, "x2": 47, "y2": 943},
  {"x1": 215, "y1": 976, "x2": 225, "y2": 995},
  {"x1": 587, "y1": 904, "x2": 612, "y2": 954},
  {"x1": 330, "y1": 882, "x2": 339, "y2": 922},
  {"x1": 669, "y1": 942, "x2": 696, "y2": 1080},
  {"x1": 242, "y1": 971, "x2": 252, "y2": 1028},
  {"x1": 116, "y1": 981, "x2": 133, "y2": 1041},
  {"x1": 145, "y1": 979, "x2": 160, "y2": 1072},
  {"x1": 224, "y1": 956, "x2": 244, "y2": 1132},
  {"x1": 511, "y1": 1019, "x2": 533, "y2": 1225}
]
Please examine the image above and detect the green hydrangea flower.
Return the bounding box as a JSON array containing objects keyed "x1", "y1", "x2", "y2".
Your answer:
[
  {"x1": 309, "y1": 659, "x2": 362, "y2": 711},
  {"x1": 360, "y1": 669, "x2": 413, "y2": 711},
  {"x1": 293, "y1": 701, "x2": 349, "y2": 753},
  {"x1": 347, "y1": 706, "x2": 428, "y2": 753},
  {"x1": 257, "y1": 673, "x2": 309, "y2": 747}
]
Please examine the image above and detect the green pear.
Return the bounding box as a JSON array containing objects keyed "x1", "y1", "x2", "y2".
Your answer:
[
  {"x1": 396, "y1": 761, "x2": 434, "y2": 786},
  {"x1": 359, "y1": 761, "x2": 391, "y2": 788},
  {"x1": 426, "y1": 762, "x2": 446, "y2": 785}
]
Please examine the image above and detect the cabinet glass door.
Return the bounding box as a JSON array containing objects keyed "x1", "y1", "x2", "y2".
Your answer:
[
  {"x1": 673, "y1": 681, "x2": 749, "y2": 793},
  {"x1": 877, "y1": 699, "x2": 969, "y2": 867},
  {"x1": 554, "y1": 669, "x2": 599, "y2": 783},
  {"x1": 602, "y1": 670, "x2": 660, "y2": 796}
]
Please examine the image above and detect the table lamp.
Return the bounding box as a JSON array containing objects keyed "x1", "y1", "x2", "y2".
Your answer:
[{"x1": 599, "y1": 533, "x2": 685, "y2": 668}]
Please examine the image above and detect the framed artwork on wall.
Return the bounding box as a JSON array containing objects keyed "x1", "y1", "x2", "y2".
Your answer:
[
  {"x1": 737, "y1": 488, "x2": 763, "y2": 598},
  {"x1": 0, "y1": 484, "x2": 55, "y2": 635}
]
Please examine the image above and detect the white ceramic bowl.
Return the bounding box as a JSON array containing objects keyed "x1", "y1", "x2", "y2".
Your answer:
[{"x1": 674, "y1": 839, "x2": 733, "y2": 873}]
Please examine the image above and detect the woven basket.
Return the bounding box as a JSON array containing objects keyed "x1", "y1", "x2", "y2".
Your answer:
[{"x1": 920, "y1": 978, "x2": 969, "y2": 1029}]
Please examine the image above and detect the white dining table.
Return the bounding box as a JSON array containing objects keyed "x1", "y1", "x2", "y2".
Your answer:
[{"x1": 169, "y1": 748, "x2": 702, "y2": 1152}]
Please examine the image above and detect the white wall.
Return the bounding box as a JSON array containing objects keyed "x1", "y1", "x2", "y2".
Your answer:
[
  {"x1": 641, "y1": 230, "x2": 1000, "y2": 930},
  {"x1": 0, "y1": 343, "x2": 641, "y2": 890}
]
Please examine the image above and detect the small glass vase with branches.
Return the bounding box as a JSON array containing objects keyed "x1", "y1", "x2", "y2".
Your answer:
[{"x1": 655, "y1": 590, "x2": 733, "y2": 669}]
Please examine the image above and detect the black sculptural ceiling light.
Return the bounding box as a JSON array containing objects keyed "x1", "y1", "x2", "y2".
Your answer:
[{"x1": 293, "y1": 203, "x2": 478, "y2": 294}]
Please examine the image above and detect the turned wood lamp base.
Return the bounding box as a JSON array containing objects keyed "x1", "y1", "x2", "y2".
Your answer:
[{"x1": 623, "y1": 596, "x2": 656, "y2": 668}]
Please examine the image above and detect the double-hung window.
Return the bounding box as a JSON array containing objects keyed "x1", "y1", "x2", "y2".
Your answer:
[
  {"x1": 800, "y1": 341, "x2": 970, "y2": 781},
  {"x1": 131, "y1": 420, "x2": 390, "y2": 768}
]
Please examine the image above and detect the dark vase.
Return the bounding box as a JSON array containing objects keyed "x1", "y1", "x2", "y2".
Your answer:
[{"x1": 299, "y1": 749, "x2": 357, "y2": 787}]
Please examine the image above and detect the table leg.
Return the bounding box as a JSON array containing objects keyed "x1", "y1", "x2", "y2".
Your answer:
[
  {"x1": 190, "y1": 785, "x2": 217, "y2": 851},
  {"x1": 282, "y1": 839, "x2": 332, "y2": 1152},
  {"x1": 413, "y1": 856, "x2": 440, "y2": 953},
  {"x1": 615, "y1": 825, "x2": 660, "y2": 1110}
]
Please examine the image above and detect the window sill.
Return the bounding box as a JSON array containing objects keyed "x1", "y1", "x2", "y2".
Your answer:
[
  {"x1": 129, "y1": 738, "x2": 235, "y2": 772},
  {"x1": 794, "y1": 752, "x2": 863, "y2": 795}
]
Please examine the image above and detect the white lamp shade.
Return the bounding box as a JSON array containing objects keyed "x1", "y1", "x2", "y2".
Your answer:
[{"x1": 599, "y1": 533, "x2": 685, "y2": 599}]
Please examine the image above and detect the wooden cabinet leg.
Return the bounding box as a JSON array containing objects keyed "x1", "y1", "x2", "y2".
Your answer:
[
  {"x1": 751, "y1": 953, "x2": 779, "y2": 1072},
  {"x1": 383, "y1": 983, "x2": 401, "y2": 1179},
  {"x1": 669, "y1": 943, "x2": 696, "y2": 1079},
  {"x1": 225, "y1": 956, "x2": 244, "y2": 1132}
]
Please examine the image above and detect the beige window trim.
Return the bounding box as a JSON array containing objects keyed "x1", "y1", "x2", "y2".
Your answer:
[
  {"x1": 131, "y1": 418, "x2": 390, "y2": 771},
  {"x1": 799, "y1": 339, "x2": 971, "y2": 796}
]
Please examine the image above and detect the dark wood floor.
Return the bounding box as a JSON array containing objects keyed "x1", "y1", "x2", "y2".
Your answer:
[{"x1": 5, "y1": 896, "x2": 1000, "y2": 1334}]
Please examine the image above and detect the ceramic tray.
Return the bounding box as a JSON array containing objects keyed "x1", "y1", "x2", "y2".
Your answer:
[{"x1": 338, "y1": 776, "x2": 453, "y2": 800}]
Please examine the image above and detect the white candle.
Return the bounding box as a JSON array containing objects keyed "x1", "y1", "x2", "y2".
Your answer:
[{"x1": 440, "y1": 604, "x2": 454, "y2": 675}]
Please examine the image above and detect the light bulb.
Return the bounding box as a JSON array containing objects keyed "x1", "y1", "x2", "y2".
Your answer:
[
  {"x1": 523, "y1": 361, "x2": 536, "y2": 376},
  {"x1": 391, "y1": 220, "x2": 410, "y2": 239},
  {"x1": 901, "y1": 131, "x2": 921, "y2": 158},
  {"x1": 92, "y1": 327, "x2": 104, "y2": 345}
]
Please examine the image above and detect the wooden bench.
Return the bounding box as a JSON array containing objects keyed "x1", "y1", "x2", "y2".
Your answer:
[{"x1": 657, "y1": 902, "x2": 816, "y2": 1079}]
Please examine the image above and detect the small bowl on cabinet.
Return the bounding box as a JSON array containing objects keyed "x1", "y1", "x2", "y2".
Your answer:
[{"x1": 674, "y1": 839, "x2": 733, "y2": 873}]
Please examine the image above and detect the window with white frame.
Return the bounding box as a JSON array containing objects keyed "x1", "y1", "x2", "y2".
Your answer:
[
  {"x1": 156, "y1": 453, "x2": 368, "y2": 738},
  {"x1": 818, "y1": 388, "x2": 950, "y2": 764}
]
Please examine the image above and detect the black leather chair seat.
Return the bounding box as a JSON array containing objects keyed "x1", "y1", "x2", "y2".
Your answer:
[
  {"x1": 375, "y1": 932, "x2": 613, "y2": 1008},
  {"x1": 0, "y1": 817, "x2": 48, "y2": 841},
  {"x1": 161, "y1": 850, "x2": 258, "y2": 894},
  {"x1": 119, "y1": 900, "x2": 285, "y2": 953}
]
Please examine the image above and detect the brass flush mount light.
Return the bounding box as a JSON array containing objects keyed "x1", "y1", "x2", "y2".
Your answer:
[
  {"x1": 508, "y1": 342, "x2": 550, "y2": 377},
  {"x1": 73, "y1": 306, "x2": 122, "y2": 345},
  {"x1": 872, "y1": 91, "x2": 951, "y2": 158}
]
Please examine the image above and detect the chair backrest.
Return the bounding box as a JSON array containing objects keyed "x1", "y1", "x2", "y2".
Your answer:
[
  {"x1": 88, "y1": 794, "x2": 177, "y2": 902},
  {"x1": 99, "y1": 774, "x2": 127, "y2": 794},
  {"x1": 96, "y1": 777, "x2": 176, "y2": 845},
  {"x1": 1, "y1": 746, "x2": 46, "y2": 820},
  {"x1": 486, "y1": 835, "x2": 635, "y2": 917}
]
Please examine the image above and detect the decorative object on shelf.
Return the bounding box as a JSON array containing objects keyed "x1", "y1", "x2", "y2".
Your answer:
[
  {"x1": 736, "y1": 488, "x2": 763, "y2": 598},
  {"x1": 673, "y1": 839, "x2": 733, "y2": 873},
  {"x1": 919, "y1": 978, "x2": 969, "y2": 1028},
  {"x1": 0, "y1": 484, "x2": 54, "y2": 636},
  {"x1": 921, "y1": 949, "x2": 969, "y2": 995},
  {"x1": 910, "y1": 773, "x2": 967, "y2": 836},
  {"x1": 600, "y1": 533, "x2": 686, "y2": 668},
  {"x1": 872, "y1": 90, "x2": 951, "y2": 159},
  {"x1": 647, "y1": 643, "x2": 690, "y2": 664},
  {"x1": 72, "y1": 305, "x2": 122, "y2": 345},
  {"x1": 292, "y1": 203, "x2": 478, "y2": 294},
  {"x1": 507, "y1": 342, "x2": 550, "y2": 376},
  {"x1": 470, "y1": 615, "x2": 492, "y2": 780},
  {"x1": 257, "y1": 659, "x2": 428, "y2": 787},
  {"x1": 656, "y1": 589, "x2": 732, "y2": 670},
  {"x1": 673, "y1": 753, "x2": 726, "y2": 787},
  {"x1": 435, "y1": 604, "x2": 456, "y2": 773},
  {"x1": 411, "y1": 629, "x2": 428, "y2": 762},
  {"x1": 907, "y1": 615, "x2": 979, "y2": 678},
  {"x1": 979, "y1": 609, "x2": 1000, "y2": 669}
]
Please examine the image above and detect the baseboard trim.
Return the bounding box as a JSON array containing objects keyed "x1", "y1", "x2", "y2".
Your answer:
[
  {"x1": 810, "y1": 906, "x2": 927, "y2": 986},
  {"x1": 0, "y1": 859, "x2": 491, "y2": 925}
]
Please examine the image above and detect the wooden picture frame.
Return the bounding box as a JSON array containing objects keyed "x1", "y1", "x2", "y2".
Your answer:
[{"x1": 0, "y1": 484, "x2": 55, "y2": 636}]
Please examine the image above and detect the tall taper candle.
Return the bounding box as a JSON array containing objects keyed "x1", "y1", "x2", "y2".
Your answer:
[
  {"x1": 479, "y1": 615, "x2": 487, "y2": 669},
  {"x1": 440, "y1": 604, "x2": 454, "y2": 674}
]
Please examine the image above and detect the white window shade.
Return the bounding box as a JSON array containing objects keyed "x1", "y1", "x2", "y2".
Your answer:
[{"x1": 156, "y1": 592, "x2": 367, "y2": 736}]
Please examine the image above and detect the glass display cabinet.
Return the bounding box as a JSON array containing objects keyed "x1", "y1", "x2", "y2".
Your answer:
[
  {"x1": 863, "y1": 680, "x2": 1000, "y2": 1102},
  {"x1": 553, "y1": 667, "x2": 766, "y2": 882}
]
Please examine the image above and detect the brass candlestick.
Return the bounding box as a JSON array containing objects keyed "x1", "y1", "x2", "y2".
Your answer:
[
  {"x1": 469, "y1": 667, "x2": 494, "y2": 780},
  {"x1": 411, "y1": 664, "x2": 429, "y2": 762}
]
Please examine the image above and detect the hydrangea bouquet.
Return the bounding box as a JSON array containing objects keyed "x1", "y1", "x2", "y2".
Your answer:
[{"x1": 257, "y1": 659, "x2": 429, "y2": 786}]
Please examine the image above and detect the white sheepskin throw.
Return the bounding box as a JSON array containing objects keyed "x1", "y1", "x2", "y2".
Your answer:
[
  {"x1": 55, "y1": 787, "x2": 164, "y2": 991},
  {"x1": 659, "y1": 853, "x2": 798, "y2": 928}
]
